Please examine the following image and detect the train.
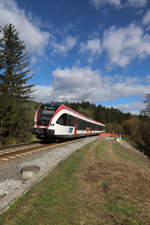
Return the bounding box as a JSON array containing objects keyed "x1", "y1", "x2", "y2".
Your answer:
[{"x1": 31, "y1": 103, "x2": 105, "y2": 139}]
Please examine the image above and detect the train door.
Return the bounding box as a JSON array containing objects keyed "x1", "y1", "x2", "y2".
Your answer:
[{"x1": 74, "y1": 118, "x2": 78, "y2": 136}]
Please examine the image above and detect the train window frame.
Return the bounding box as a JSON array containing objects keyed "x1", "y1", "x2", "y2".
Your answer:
[
  {"x1": 56, "y1": 113, "x2": 104, "y2": 131},
  {"x1": 56, "y1": 113, "x2": 74, "y2": 126}
]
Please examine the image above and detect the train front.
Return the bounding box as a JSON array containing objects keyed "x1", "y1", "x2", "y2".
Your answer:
[{"x1": 31, "y1": 104, "x2": 59, "y2": 139}]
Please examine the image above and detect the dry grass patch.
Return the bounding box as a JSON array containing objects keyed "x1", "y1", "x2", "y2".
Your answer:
[
  {"x1": 113, "y1": 141, "x2": 150, "y2": 168},
  {"x1": 76, "y1": 140, "x2": 150, "y2": 225}
]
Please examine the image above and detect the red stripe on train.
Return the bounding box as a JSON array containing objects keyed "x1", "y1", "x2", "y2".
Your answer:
[{"x1": 50, "y1": 104, "x2": 104, "y2": 125}]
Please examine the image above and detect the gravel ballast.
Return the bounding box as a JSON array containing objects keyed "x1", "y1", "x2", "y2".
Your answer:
[{"x1": 0, "y1": 136, "x2": 97, "y2": 213}]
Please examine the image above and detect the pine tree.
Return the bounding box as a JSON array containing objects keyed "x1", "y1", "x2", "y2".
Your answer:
[
  {"x1": 144, "y1": 94, "x2": 150, "y2": 116},
  {"x1": 0, "y1": 24, "x2": 33, "y2": 143}
]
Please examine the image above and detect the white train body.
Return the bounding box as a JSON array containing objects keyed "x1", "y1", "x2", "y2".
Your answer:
[{"x1": 31, "y1": 104, "x2": 105, "y2": 139}]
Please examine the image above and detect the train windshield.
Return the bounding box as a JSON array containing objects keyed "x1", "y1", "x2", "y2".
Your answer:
[{"x1": 38, "y1": 104, "x2": 59, "y2": 121}]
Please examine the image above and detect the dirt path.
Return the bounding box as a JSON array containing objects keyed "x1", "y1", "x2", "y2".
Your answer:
[
  {"x1": 107, "y1": 140, "x2": 122, "y2": 162},
  {"x1": 75, "y1": 139, "x2": 150, "y2": 225}
]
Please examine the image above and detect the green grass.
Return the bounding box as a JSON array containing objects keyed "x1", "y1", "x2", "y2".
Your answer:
[
  {"x1": 113, "y1": 142, "x2": 133, "y2": 160},
  {"x1": 95, "y1": 140, "x2": 112, "y2": 160},
  {"x1": 0, "y1": 145, "x2": 88, "y2": 225},
  {"x1": 112, "y1": 141, "x2": 150, "y2": 168},
  {"x1": 106, "y1": 198, "x2": 142, "y2": 225},
  {"x1": 101, "y1": 176, "x2": 143, "y2": 225},
  {"x1": 0, "y1": 139, "x2": 149, "y2": 225}
]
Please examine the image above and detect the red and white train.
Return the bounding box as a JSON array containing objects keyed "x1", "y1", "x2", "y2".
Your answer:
[{"x1": 31, "y1": 104, "x2": 105, "y2": 139}]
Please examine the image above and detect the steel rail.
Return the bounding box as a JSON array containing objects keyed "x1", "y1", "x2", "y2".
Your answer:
[
  {"x1": 0, "y1": 141, "x2": 40, "y2": 151},
  {"x1": 0, "y1": 137, "x2": 88, "y2": 161},
  {"x1": 0, "y1": 143, "x2": 54, "y2": 159}
]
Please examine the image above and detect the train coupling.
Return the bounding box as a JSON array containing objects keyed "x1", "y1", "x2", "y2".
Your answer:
[{"x1": 31, "y1": 127, "x2": 54, "y2": 136}]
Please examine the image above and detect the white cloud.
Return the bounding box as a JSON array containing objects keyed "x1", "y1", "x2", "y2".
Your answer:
[
  {"x1": 102, "y1": 24, "x2": 150, "y2": 67},
  {"x1": 146, "y1": 74, "x2": 150, "y2": 82},
  {"x1": 50, "y1": 67, "x2": 103, "y2": 101},
  {"x1": 127, "y1": 0, "x2": 147, "y2": 7},
  {"x1": 32, "y1": 85, "x2": 53, "y2": 102},
  {"x1": 115, "y1": 102, "x2": 145, "y2": 114},
  {"x1": 0, "y1": 0, "x2": 50, "y2": 54},
  {"x1": 80, "y1": 39, "x2": 101, "y2": 57},
  {"x1": 143, "y1": 10, "x2": 150, "y2": 25},
  {"x1": 90, "y1": 0, "x2": 121, "y2": 9},
  {"x1": 51, "y1": 36, "x2": 77, "y2": 55},
  {"x1": 31, "y1": 56, "x2": 38, "y2": 65},
  {"x1": 90, "y1": 0, "x2": 147, "y2": 8},
  {"x1": 80, "y1": 24, "x2": 150, "y2": 67},
  {"x1": 31, "y1": 67, "x2": 150, "y2": 107}
]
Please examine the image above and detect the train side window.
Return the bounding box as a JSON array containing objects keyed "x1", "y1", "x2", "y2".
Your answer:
[
  {"x1": 67, "y1": 115, "x2": 74, "y2": 126},
  {"x1": 57, "y1": 114, "x2": 75, "y2": 126},
  {"x1": 56, "y1": 114, "x2": 67, "y2": 125},
  {"x1": 80, "y1": 119, "x2": 87, "y2": 130},
  {"x1": 78, "y1": 119, "x2": 82, "y2": 130},
  {"x1": 82, "y1": 120, "x2": 86, "y2": 129}
]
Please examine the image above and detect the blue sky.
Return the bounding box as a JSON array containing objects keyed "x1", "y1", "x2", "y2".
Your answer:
[{"x1": 0, "y1": 0, "x2": 150, "y2": 114}]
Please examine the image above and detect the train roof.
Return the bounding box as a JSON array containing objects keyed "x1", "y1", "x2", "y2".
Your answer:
[
  {"x1": 49, "y1": 104, "x2": 105, "y2": 126},
  {"x1": 40, "y1": 103, "x2": 61, "y2": 109}
]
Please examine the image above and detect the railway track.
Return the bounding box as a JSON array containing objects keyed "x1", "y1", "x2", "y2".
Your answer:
[
  {"x1": 0, "y1": 138, "x2": 85, "y2": 162},
  {"x1": 0, "y1": 142, "x2": 51, "y2": 161}
]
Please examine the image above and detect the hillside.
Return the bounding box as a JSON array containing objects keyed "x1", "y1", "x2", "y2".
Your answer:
[
  {"x1": 0, "y1": 138, "x2": 149, "y2": 225},
  {"x1": 66, "y1": 101, "x2": 150, "y2": 157},
  {"x1": 1, "y1": 100, "x2": 149, "y2": 158}
]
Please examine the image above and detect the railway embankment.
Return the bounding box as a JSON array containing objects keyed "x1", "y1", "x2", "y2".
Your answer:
[
  {"x1": 0, "y1": 138, "x2": 150, "y2": 225},
  {"x1": 0, "y1": 136, "x2": 97, "y2": 215}
]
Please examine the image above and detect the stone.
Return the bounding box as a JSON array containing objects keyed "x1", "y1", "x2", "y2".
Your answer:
[{"x1": 20, "y1": 165, "x2": 40, "y2": 180}]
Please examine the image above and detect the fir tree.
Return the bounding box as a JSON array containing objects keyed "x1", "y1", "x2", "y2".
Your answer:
[
  {"x1": 144, "y1": 94, "x2": 150, "y2": 116},
  {"x1": 0, "y1": 24, "x2": 33, "y2": 143}
]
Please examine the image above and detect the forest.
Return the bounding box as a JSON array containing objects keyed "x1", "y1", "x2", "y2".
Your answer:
[
  {"x1": 0, "y1": 24, "x2": 150, "y2": 157},
  {"x1": 65, "y1": 101, "x2": 150, "y2": 156}
]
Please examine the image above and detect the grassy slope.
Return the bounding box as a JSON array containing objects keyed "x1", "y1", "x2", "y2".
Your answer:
[{"x1": 0, "y1": 139, "x2": 150, "y2": 225}]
